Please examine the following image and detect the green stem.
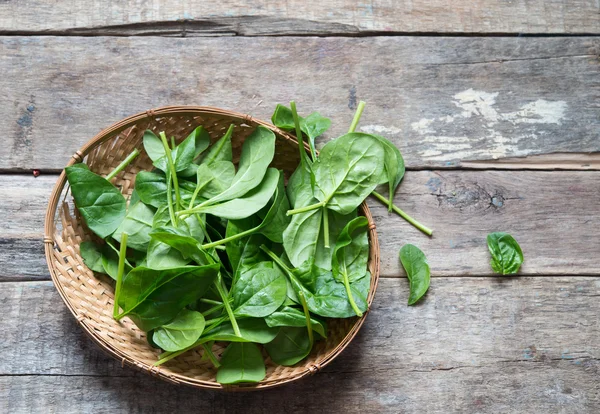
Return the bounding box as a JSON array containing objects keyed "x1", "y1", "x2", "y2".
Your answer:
[
  {"x1": 106, "y1": 149, "x2": 140, "y2": 181},
  {"x1": 188, "y1": 178, "x2": 213, "y2": 210},
  {"x1": 297, "y1": 291, "x2": 314, "y2": 346},
  {"x1": 199, "y1": 298, "x2": 222, "y2": 306},
  {"x1": 201, "y1": 303, "x2": 226, "y2": 317},
  {"x1": 159, "y1": 132, "x2": 182, "y2": 212},
  {"x1": 342, "y1": 270, "x2": 363, "y2": 317},
  {"x1": 371, "y1": 190, "x2": 433, "y2": 236},
  {"x1": 322, "y1": 206, "x2": 330, "y2": 248},
  {"x1": 290, "y1": 101, "x2": 308, "y2": 166},
  {"x1": 287, "y1": 200, "x2": 325, "y2": 216},
  {"x1": 260, "y1": 245, "x2": 292, "y2": 274},
  {"x1": 154, "y1": 338, "x2": 210, "y2": 366},
  {"x1": 201, "y1": 343, "x2": 221, "y2": 368},
  {"x1": 201, "y1": 225, "x2": 259, "y2": 250},
  {"x1": 348, "y1": 100, "x2": 366, "y2": 133},
  {"x1": 204, "y1": 316, "x2": 227, "y2": 326},
  {"x1": 165, "y1": 170, "x2": 177, "y2": 226},
  {"x1": 170, "y1": 136, "x2": 176, "y2": 149},
  {"x1": 214, "y1": 276, "x2": 241, "y2": 337},
  {"x1": 112, "y1": 233, "x2": 128, "y2": 319}
]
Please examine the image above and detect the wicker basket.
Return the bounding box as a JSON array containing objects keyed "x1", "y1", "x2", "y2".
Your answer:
[{"x1": 44, "y1": 106, "x2": 380, "y2": 390}]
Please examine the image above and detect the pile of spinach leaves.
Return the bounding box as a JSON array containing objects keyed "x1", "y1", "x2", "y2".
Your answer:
[{"x1": 68, "y1": 101, "x2": 433, "y2": 384}]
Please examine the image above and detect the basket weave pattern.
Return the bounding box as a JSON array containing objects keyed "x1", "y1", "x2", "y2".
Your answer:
[{"x1": 44, "y1": 106, "x2": 380, "y2": 390}]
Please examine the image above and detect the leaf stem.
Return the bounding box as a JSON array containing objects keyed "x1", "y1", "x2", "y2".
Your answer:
[
  {"x1": 260, "y1": 245, "x2": 293, "y2": 274},
  {"x1": 199, "y1": 298, "x2": 222, "y2": 306},
  {"x1": 112, "y1": 233, "x2": 128, "y2": 319},
  {"x1": 159, "y1": 132, "x2": 182, "y2": 212},
  {"x1": 201, "y1": 225, "x2": 258, "y2": 249},
  {"x1": 286, "y1": 200, "x2": 325, "y2": 216},
  {"x1": 297, "y1": 291, "x2": 314, "y2": 346},
  {"x1": 188, "y1": 178, "x2": 213, "y2": 210},
  {"x1": 342, "y1": 270, "x2": 363, "y2": 317},
  {"x1": 201, "y1": 303, "x2": 225, "y2": 317},
  {"x1": 106, "y1": 149, "x2": 140, "y2": 181},
  {"x1": 154, "y1": 338, "x2": 209, "y2": 366},
  {"x1": 290, "y1": 101, "x2": 309, "y2": 167},
  {"x1": 371, "y1": 190, "x2": 433, "y2": 236},
  {"x1": 322, "y1": 206, "x2": 330, "y2": 248},
  {"x1": 201, "y1": 343, "x2": 221, "y2": 368},
  {"x1": 348, "y1": 101, "x2": 366, "y2": 133},
  {"x1": 213, "y1": 275, "x2": 241, "y2": 337}
]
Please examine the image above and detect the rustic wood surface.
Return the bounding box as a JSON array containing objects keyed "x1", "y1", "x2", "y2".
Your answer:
[
  {"x1": 2, "y1": 36, "x2": 599, "y2": 171},
  {"x1": 2, "y1": 170, "x2": 599, "y2": 281},
  {"x1": 2, "y1": 278, "x2": 600, "y2": 413},
  {"x1": 1, "y1": 1, "x2": 599, "y2": 412},
  {"x1": 1, "y1": 0, "x2": 599, "y2": 35}
]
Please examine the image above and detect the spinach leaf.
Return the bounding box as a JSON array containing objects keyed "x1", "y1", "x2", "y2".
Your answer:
[
  {"x1": 332, "y1": 216, "x2": 370, "y2": 316},
  {"x1": 152, "y1": 309, "x2": 206, "y2": 352},
  {"x1": 101, "y1": 242, "x2": 133, "y2": 280},
  {"x1": 65, "y1": 166, "x2": 127, "y2": 239},
  {"x1": 283, "y1": 204, "x2": 356, "y2": 271},
  {"x1": 117, "y1": 264, "x2": 219, "y2": 331},
  {"x1": 264, "y1": 327, "x2": 311, "y2": 366},
  {"x1": 216, "y1": 342, "x2": 265, "y2": 384},
  {"x1": 231, "y1": 264, "x2": 287, "y2": 318},
  {"x1": 112, "y1": 202, "x2": 155, "y2": 251},
  {"x1": 144, "y1": 127, "x2": 210, "y2": 175},
  {"x1": 192, "y1": 161, "x2": 235, "y2": 201},
  {"x1": 178, "y1": 126, "x2": 211, "y2": 177},
  {"x1": 142, "y1": 130, "x2": 165, "y2": 166},
  {"x1": 225, "y1": 218, "x2": 270, "y2": 279},
  {"x1": 199, "y1": 124, "x2": 234, "y2": 165},
  {"x1": 372, "y1": 134, "x2": 405, "y2": 211},
  {"x1": 256, "y1": 171, "x2": 291, "y2": 243},
  {"x1": 202, "y1": 318, "x2": 278, "y2": 343},
  {"x1": 79, "y1": 241, "x2": 105, "y2": 273},
  {"x1": 146, "y1": 239, "x2": 190, "y2": 269},
  {"x1": 129, "y1": 188, "x2": 141, "y2": 206},
  {"x1": 265, "y1": 306, "x2": 327, "y2": 338},
  {"x1": 311, "y1": 132, "x2": 384, "y2": 215},
  {"x1": 271, "y1": 104, "x2": 331, "y2": 160},
  {"x1": 187, "y1": 168, "x2": 279, "y2": 220},
  {"x1": 149, "y1": 226, "x2": 212, "y2": 265},
  {"x1": 198, "y1": 126, "x2": 275, "y2": 206},
  {"x1": 399, "y1": 244, "x2": 430, "y2": 305},
  {"x1": 487, "y1": 232, "x2": 524, "y2": 275},
  {"x1": 264, "y1": 248, "x2": 368, "y2": 318},
  {"x1": 135, "y1": 171, "x2": 169, "y2": 208}
]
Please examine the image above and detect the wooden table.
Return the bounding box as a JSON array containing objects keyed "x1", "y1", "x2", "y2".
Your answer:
[{"x1": 1, "y1": 2, "x2": 599, "y2": 412}]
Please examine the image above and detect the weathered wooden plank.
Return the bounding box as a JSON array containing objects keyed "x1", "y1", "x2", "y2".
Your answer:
[
  {"x1": 3, "y1": 170, "x2": 600, "y2": 279},
  {"x1": 2, "y1": 36, "x2": 598, "y2": 171},
  {"x1": 0, "y1": 1, "x2": 599, "y2": 35},
  {"x1": 2, "y1": 278, "x2": 599, "y2": 413}
]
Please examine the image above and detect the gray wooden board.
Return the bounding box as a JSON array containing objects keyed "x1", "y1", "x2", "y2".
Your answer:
[
  {"x1": 1, "y1": 278, "x2": 599, "y2": 413},
  {"x1": 0, "y1": 0, "x2": 599, "y2": 35},
  {"x1": 2, "y1": 36, "x2": 599, "y2": 171},
  {"x1": 3, "y1": 170, "x2": 599, "y2": 280}
]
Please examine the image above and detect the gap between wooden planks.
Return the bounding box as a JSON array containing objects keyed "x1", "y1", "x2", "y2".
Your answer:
[
  {"x1": 2, "y1": 170, "x2": 599, "y2": 281},
  {"x1": 2, "y1": 36, "x2": 598, "y2": 170},
  {"x1": 0, "y1": 0, "x2": 599, "y2": 35},
  {"x1": 1, "y1": 277, "x2": 599, "y2": 412}
]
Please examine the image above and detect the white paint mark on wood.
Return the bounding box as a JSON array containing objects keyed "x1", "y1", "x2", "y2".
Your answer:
[
  {"x1": 412, "y1": 89, "x2": 568, "y2": 161},
  {"x1": 360, "y1": 124, "x2": 402, "y2": 135}
]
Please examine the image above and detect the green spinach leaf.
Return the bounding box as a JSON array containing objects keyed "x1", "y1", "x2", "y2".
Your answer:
[
  {"x1": 264, "y1": 327, "x2": 311, "y2": 366},
  {"x1": 231, "y1": 264, "x2": 287, "y2": 318},
  {"x1": 202, "y1": 318, "x2": 279, "y2": 343},
  {"x1": 112, "y1": 202, "x2": 155, "y2": 251},
  {"x1": 65, "y1": 166, "x2": 127, "y2": 239},
  {"x1": 216, "y1": 342, "x2": 265, "y2": 384},
  {"x1": 199, "y1": 124, "x2": 234, "y2": 165},
  {"x1": 117, "y1": 264, "x2": 219, "y2": 331},
  {"x1": 265, "y1": 306, "x2": 327, "y2": 338},
  {"x1": 487, "y1": 232, "x2": 524, "y2": 275},
  {"x1": 152, "y1": 309, "x2": 206, "y2": 352},
  {"x1": 399, "y1": 244, "x2": 430, "y2": 305},
  {"x1": 79, "y1": 241, "x2": 105, "y2": 273}
]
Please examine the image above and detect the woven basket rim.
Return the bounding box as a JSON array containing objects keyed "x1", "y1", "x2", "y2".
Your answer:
[{"x1": 44, "y1": 105, "x2": 381, "y2": 391}]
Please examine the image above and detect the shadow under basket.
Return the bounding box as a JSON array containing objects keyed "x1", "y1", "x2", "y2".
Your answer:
[{"x1": 44, "y1": 106, "x2": 381, "y2": 391}]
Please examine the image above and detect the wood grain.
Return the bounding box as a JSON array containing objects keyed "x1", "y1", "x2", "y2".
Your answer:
[
  {"x1": 3, "y1": 170, "x2": 600, "y2": 280},
  {"x1": 0, "y1": 1, "x2": 599, "y2": 35},
  {"x1": 2, "y1": 36, "x2": 598, "y2": 171},
  {"x1": 2, "y1": 278, "x2": 599, "y2": 412}
]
